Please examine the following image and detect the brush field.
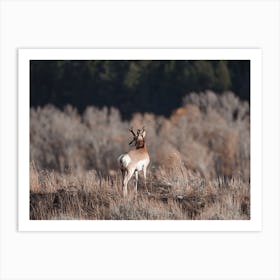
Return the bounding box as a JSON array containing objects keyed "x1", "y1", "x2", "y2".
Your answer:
[{"x1": 30, "y1": 91, "x2": 250, "y2": 220}]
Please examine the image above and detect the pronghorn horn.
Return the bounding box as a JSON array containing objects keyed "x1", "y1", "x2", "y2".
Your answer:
[
  {"x1": 129, "y1": 127, "x2": 137, "y2": 145},
  {"x1": 129, "y1": 127, "x2": 136, "y2": 136}
]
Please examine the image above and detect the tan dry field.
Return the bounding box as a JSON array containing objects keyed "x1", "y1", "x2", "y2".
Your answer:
[{"x1": 30, "y1": 91, "x2": 250, "y2": 220}]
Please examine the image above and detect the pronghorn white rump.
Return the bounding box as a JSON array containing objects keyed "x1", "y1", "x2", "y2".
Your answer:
[
  {"x1": 118, "y1": 127, "x2": 150, "y2": 197},
  {"x1": 118, "y1": 154, "x2": 131, "y2": 169}
]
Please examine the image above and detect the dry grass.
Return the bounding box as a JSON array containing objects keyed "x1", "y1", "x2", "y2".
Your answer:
[
  {"x1": 30, "y1": 163, "x2": 250, "y2": 220},
  {"x1": 30, "y1": 161, "x2": 250, "y2": 220},
  {"x1": 30, "y1": 91, "x2": 250, "y2": 220}
]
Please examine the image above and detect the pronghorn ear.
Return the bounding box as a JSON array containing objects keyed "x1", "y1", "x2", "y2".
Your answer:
[{"x1": 142, "y1": 130, "x2": 146, "y2": 138}]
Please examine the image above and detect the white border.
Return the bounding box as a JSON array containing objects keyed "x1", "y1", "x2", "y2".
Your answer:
[{"x1": 18, "y1": 48, "x2": 262, "y2": 232}]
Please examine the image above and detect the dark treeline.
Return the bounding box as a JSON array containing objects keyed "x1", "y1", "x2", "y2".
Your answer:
[{"x1": 30, "y1": 60, "x2": 250, "y2": 119}]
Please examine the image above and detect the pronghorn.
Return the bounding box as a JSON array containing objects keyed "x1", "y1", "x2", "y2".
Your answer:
[{"x1": 118, "y1": 127, "x2": 150, "y2": 197}]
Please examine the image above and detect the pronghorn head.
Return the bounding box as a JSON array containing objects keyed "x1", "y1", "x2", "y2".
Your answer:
[{"x1": 129, "y1": 127, "x2": 146, "y2": 148}]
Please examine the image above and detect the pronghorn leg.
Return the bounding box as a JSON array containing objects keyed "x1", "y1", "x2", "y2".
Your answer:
[
  {"x1": 134, "y1": 170, "x2": 138, "y2": 195},
  {"x1": 143, "y1": 167, "x2": 149, "y2": 194},
  {"x1": 123, "y1": 169, "x2": 133, "y2": 197},
  {"x1": 121, "y1": 169, "x2": 125, "y2": 194}
]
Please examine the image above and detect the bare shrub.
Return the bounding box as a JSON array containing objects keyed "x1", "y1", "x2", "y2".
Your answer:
[
  {"x1": 182, "y1": 91, "x2": 250, "y2": 180},
  {"x1": 183, "y1": 91, "x2": 249, "y2": 122},
  {"x1": 82, "y1": 106, "x2": 128, "y2": 173},
  {"x1": 30, "y1": 91, "x2": 250, "y2": 180},
  {"x1": 30, "y1": 105, "x2": 88, "y2": 172}
]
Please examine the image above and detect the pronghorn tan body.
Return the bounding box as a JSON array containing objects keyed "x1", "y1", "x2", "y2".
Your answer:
[{"x1": 118, "y1": 127, "x2": 150, "y2": 197}]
